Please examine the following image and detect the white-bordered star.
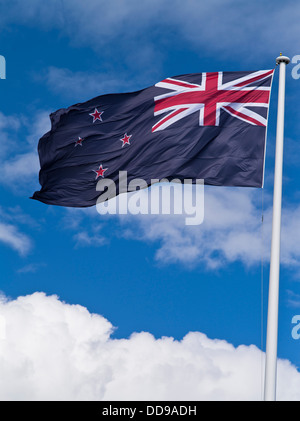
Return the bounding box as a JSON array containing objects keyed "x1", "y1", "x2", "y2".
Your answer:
[
  {"x1": 74, "y1": 136, "x2": 84, "y2": 147},
  {"x1": 93, "y1": 164, "x2": 108, "y2": 180},
  {"x1": 89, "y1": 108, "x2": 104, "y2": 123},
  {"x1": 120, "y1": 133, "x2": 132, "y2": 147}
]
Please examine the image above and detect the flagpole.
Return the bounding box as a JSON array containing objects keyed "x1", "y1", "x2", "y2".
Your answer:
[{"x1": 264, "y1": 53, "x2": 290, "y2": 401}]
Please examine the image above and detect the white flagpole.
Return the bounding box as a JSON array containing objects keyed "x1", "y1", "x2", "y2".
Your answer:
[{"x1": 264, "y1": 54, "x2": 290, "y2": 401}]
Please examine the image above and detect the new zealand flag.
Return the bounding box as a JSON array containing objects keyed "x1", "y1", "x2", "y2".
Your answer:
[{"x1": 32, "y1": 69, "x2": 274, "y2": 207}]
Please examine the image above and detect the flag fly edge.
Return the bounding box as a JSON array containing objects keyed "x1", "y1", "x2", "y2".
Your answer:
[{"x1": 261, "y1": 67, "x2": 276, "y2": 188}]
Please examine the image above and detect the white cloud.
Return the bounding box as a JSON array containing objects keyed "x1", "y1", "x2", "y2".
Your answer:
[
  {"x1": 286, "y1": 290, "x2": 300, "y2": 308},
  {"x1": 65, "y1": 185, "x2": 300, "y2": 271},
  {"x1": 119, "y1": 185, "x2": 300, "y2": 271},
  {"x1": 73, "y1": 230, "x2": 106, "y2": 248},
  {"x1": 24, "y1": 111, "x2": 51, "y2": 147},
  {"x1": 0, "y1": 111, "x2": 23, "y2": 161},
  {"x1": 0, "y1": 222, "x2": 32, "y2": 255},
  {"x1": 0, "y1": 1, "x2": 298, "y2": 62},
  {"x1": 0, "y1": 291, "x2": 299, "y2": 401},
  {"x1": 41, "y1": 67, "x2": 135, "y2": 100},
  {"x1": 0, "y1": 205, "x2": 41, "y2": 229},
  {"x1": 117, "y1": 187, "x2": 270, "y2": 269},
  {"x1": 0, "y1": 206, "x2": 38, "y2": 255},
  {"x1": 0, "y1": 110, "x2": 50, "y2": 189},
  {"x1": 0, "y1": 111, "x2": 21, "y2": 131},
  {"x1": 17, "y1": 263, "x2": 45, "y2": 274},
  {"x1": 2, "y1": 151, "x2": 40, "y2": 182}
]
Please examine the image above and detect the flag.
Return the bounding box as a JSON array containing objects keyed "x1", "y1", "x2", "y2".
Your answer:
[{"x1": 32, "y1": 69, "x2": 274, "y2": 207}]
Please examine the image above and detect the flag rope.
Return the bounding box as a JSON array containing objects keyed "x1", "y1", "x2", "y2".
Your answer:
[{"x1": 260, "y1": 186, "x2": 265, "y2": 400}]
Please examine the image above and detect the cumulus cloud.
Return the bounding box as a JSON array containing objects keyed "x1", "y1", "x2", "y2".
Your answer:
[
  {"x1": 114, "y1": 186, "x2": 270, "y2": 269},
  {"x1": 63, "y1": 183, "x2": 300, "y2": 271},
  {"x1": 146, "y1": 187, "x2": 268, "y2": 268},
  {"x1": 0, "y1": 291, "x2": 299, "y2": 401}
]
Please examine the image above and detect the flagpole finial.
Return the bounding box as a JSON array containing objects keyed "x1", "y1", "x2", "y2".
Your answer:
[{"x1": 276, "y1": 54, "x2": 290, "y2": 65}]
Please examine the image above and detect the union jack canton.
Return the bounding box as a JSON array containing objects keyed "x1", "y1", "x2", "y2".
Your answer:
[{"x1": 153, "y1": 69, "x2": 274, "y2": 131}]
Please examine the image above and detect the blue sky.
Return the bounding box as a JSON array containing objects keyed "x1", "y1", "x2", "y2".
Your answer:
[{"x1": 0, "y1": 0, "x2": 300, "y2": 400}]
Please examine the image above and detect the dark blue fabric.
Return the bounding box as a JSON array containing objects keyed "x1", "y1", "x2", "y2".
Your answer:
[{"x1": 32, "y1": 71, "x2": 271, "y2": 207}]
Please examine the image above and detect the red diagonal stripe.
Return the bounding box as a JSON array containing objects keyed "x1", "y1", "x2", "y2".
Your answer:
[
  {"x1": 161, "y1": 78, "x2": 200, "y2": 89},
  {"x1": 234, "y1": 69, "x2": 274, "y2": 87},
  {"x1": 152, "y1": 107, "x2": 188, "y2": 132},
  {"x1": 224, "y1": 105, "x2": 265, "y2": 126}
]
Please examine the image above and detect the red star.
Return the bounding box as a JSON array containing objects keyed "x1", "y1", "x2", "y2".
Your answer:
[
  {"x1": 75, "y1": 137, "x2": 84, "y2": 147},
  {"x1": 94, "y1": 164, "x2": 108, "y2": 180},
  {"x1": 120, "y1": 133, "x2": 132, "y2": 147},
  {"x1": 89, "y1": 108, "x2": 104, "y2": 123}
]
